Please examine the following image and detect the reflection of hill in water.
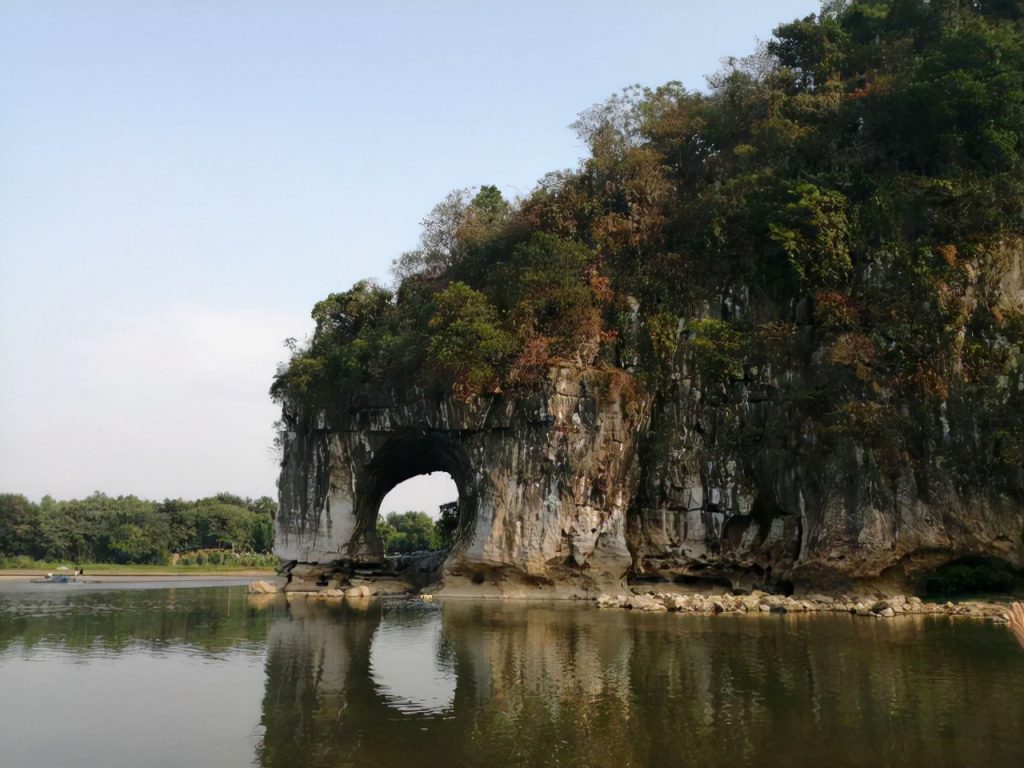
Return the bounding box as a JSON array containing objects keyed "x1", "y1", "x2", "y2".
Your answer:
[
  {"x1": 369, "y1": 601, "x2": 456, "y2": 714},
  {"x1": 257, "y1": 599, "x2": 1024, "y2": 768},
  {"x1": 2, "y1": 587, "x2": 1023, "y2": 767}
]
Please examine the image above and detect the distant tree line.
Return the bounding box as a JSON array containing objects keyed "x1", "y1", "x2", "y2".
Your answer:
[
  {"x1": 377, "y1": 503, "x2": 458, "y2": 554},
  {"x1": 0, "y1": 491, "x2": 276, "y2": 565}
]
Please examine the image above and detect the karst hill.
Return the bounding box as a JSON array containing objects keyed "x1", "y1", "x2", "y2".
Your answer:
[{"x1": 272, "y1": 1, "x2": 1024, "y2": 596}]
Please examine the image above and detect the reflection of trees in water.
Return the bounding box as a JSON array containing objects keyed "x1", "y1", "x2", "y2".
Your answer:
[
  {"x1": 257, "y1": 600, "x2": 639, "y2": 768},
  {"x1": 257, "y1": 599, "x2": 380, "y2": 768},
  {"x1": 438, "y1": 602, "x2": 635, "y2": 767},
  {"x1": 4, "y1": 588, "x2": 1022, "y2": 767},
  {"x1": 612, "y1": 614, "x2": 1024, "y2": 767},
  {"x1": 0, "y1": 586, "x2": 274, "y2": 657},
  {"x1": 256, "y1": 602, "x2": 1024, "y2": 768},
  {"x1": 4, "y1": 589, "x2": 1022, "y2": 766},
  {"x1": 257, "y1": 599, "x2": 474, "y2": 767}
]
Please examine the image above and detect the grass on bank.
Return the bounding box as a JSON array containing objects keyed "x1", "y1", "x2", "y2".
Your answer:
[{"x1": 0, "y1": 556, "x2": 279, "y2": 575}]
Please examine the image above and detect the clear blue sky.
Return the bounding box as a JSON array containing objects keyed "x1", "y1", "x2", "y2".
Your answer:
[{"x1": 0, "y1": 0, "x2": 819, "y2": 510}]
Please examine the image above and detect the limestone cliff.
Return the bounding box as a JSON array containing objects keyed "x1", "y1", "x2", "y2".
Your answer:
[
  {"x1": 275, "y1": 336, "x2": 1023, "y2": 595},
  {"x1": 273, "y1": 4, "x2": 1024, "y2": 596},
  {"x1": 632, "y1": 342, "x2": 1024, "y2": 594},
  {"x1": 273, "y1": 246, "x2": 1024, "y2": 597},
  {"x1": 276, "y1": 366, "x2": 647, "y2": 596},
  {"x1": 628, "y1": 248, "x2": 1024, "y2": 593}
]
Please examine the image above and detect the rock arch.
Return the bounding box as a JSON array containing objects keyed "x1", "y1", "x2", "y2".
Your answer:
[
  {"x1": 274, "y1": 366, "x2": 647, "y2": 595},
  {"x1": 352, "y1": 430, "x2": 476, "y2": 559},
  {"x1": 275, "y1": 362, "x2": 1024, "y2": 595}
]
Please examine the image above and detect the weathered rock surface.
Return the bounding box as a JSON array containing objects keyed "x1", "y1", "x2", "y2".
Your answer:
[
  {"x1": 248, "y1": 579, "x2": 283, "y2": 595},
  {"x1": 630, "y1": 371, "x2": 1024, "y2": 593},
  {"x1": 276, "y1": 366, "x2": 645, "y2": 596},
  {"x1": 595, "y1": 590, "x2": 1015, "y2": 623},
  {"x1": 275, "y1": 351, "x2": 1023, "y2": 596}
]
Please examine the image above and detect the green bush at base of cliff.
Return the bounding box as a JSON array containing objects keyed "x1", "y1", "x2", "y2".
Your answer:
[
  {"x1": 924, "y1": 557, "x2": 1022, "y2": 597},
  {"x1": 175, "y1": 550, "x2": 280, "y2": 568}
]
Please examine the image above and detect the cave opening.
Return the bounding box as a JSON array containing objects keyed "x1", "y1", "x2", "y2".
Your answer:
[{"x1": 355, "y1": 431, "x2": 475, "y2": 562}]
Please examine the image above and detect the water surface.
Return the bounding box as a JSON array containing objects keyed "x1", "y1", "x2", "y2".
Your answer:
[{"x1": 1, "y1": 584, "x2": 1022, "y2": 767}]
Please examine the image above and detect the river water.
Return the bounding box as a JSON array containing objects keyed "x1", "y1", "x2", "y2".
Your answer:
[{"x1": 0, "y1": 583, "x2": 1021, "y2": 768}]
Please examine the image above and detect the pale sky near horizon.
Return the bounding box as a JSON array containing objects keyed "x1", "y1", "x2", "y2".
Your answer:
[{"x1": 0, "y1": 0, "x2": 819, "y2": 514}]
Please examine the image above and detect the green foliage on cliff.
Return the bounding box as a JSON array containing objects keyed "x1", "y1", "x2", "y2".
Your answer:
[
  {"x1": 0, "y1": 492, "x2": 276, "y2": 565},
  {"x1": 428, "y1": 282, "x2": 514, "y2": 396},
  {"x1": 686, "y1": 319, "x2": 748, "y2": 382},
  {"x1": 273, "y1": 0, "x2": 1024, "y2": 488}
]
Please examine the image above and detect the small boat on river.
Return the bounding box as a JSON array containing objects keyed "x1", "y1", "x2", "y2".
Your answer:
[
  {"x1": 31, "y1": 573, "x2": 78, "y2": 583},
  {"x1": 31, "y1": 567, "x2": 83, "y2": 584}
]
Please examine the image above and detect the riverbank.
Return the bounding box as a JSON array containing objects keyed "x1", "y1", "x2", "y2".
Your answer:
[
  {"x1": 0, "y1": 564, "x2": 276, "y2": 582},
  {"x1": 596, "y1": 590, "x2": 1018, "y2": 622},
  {"x1": 248, "y1": 573, "x2": 1020, "y2": 627}
]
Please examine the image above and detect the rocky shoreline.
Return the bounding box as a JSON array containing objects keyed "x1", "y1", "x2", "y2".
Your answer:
[
  {"x1": 597, "y1": 590, "x2": 1016, "y2": 622},
  {"x1": 248, "y1": 578, "x2": 1017, "y2": 625}
]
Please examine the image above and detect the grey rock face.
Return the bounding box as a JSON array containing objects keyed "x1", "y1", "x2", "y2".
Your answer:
[
  {"x1": 276, "y1": 354, "x2": 1023, "y2": 595},
  {"x1": 276, "y1": 366, "x2": 647, "y2": 595},
  {"x1": 628, "y1": 343, "x2": 1024, "y2": 593}
]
